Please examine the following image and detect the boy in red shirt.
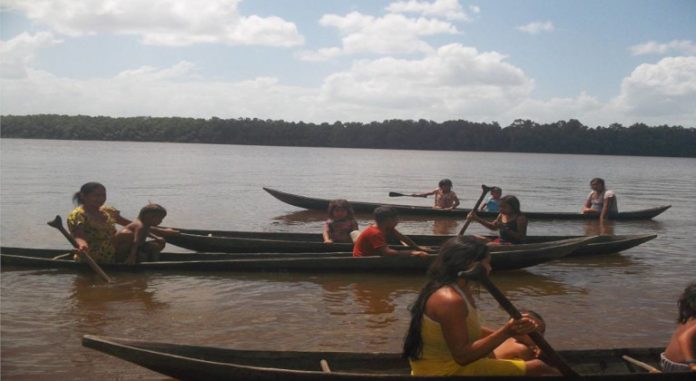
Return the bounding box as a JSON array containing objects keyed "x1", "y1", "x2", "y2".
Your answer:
[{"x1": 353, "y1": 206, "x2": 431, "y2": 257}]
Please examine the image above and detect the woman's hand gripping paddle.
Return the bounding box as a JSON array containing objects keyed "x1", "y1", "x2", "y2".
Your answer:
[
  {"x1": 47, "y1": 215, "x2": 113, "y2": 283},
  {"x1": 458, "y1": 184, "x2": 492, "y2": 235},
  {"x1": 457, "y1": 264, "x2": 578, "y2": 377}
]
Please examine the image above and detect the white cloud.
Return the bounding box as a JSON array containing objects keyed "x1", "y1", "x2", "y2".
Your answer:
[
  {"x1": 517, "y1": 21, "x2": 554, "y2": 35},
  {"x1": 386, "y1": 0, "x2": 476, "y2": 21},
  {"x1": 2, "y1": 0, "x2": 303, "y2": 47},
  {"x1": 630, "y1": 40, "x2": 696, "y2": 56},
  {"x1": 0, "y1": 32, "x2": 62, "y2": 79},
  {"x1": 298, "y1": 12, "x2": 457, "y2": 61},
  {"x1": 613, "y1": 56, "x2": 696, "y2": 123}
]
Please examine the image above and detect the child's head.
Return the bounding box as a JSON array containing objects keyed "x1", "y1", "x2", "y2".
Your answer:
[
  {"x1": 138, "y1": 203, "x2": 167, "y2": 225},
  {"x1": 677, "y1": 281, "x2": 696, "y2": 324},
  {"x1": 374, "y1": 206, "x2": 398, "y2": 229},
  {"x1": 327, "y1": 199, "x2": 354, "y2": 220},
  {"x1": 491, "y1": 186, "x2": 502, "y2": 198},
  {"x1": 590, "y1": 178, "x2": 605, "y2": 191},
  {"x1": 438, "y1": 178, "x2": 453, "y2": 191},
  {"x1": 499, "y1": 195, "x2": 521, "y2": 214}
]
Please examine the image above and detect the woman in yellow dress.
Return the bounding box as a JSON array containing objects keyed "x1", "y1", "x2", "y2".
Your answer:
[
  {"x1": 67, "y1": 182, "x2": 131, "y2": 264},
  {"x1": 402, "y1": 236, "x2": 559, "y2": 376}
]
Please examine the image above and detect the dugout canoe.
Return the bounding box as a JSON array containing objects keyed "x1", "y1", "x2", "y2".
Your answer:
[
  {"x1": 166, "y1": 228, "x2": 656, "y2": 256},
  {"x1": 263, "y1": 187, "x2": 671, "y2": 220},
  {"x1": 82, "y1": 335, "x2": 689, "y2": 381},
  {"x1": 0, "y1": 237, "x2": 592, "y2": 273}
]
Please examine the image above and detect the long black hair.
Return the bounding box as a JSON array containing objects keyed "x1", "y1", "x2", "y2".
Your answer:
[
  {"x1": 677, "y1": 281, "x2": 696, "y2": 324},
  {"x1": 402, "y1": 236, "x2": 489, "y2": 360}
]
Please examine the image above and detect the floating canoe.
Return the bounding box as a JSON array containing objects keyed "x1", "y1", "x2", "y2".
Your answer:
[
  {"x1": 165, "y1": 228, "x2": 656, "y2": 256},
  {"x1": 82, "y1": 335, "x2": 689, "y2": 381},
  {"x1": 0, "y1": 237, "x2": 593, "y2": 273},
  {"x1": 264, "y1": 187, "x2": 671, "y2": 220}
]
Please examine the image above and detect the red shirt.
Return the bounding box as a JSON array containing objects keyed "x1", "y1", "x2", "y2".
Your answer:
[{"x1": 352, "y1": 225, "x2": 388, "y2": 257}]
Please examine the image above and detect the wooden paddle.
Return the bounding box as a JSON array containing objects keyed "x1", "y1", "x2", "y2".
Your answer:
[
  {"x1": 457, "y1": 184, "x2": 492, "y2": 235},
  {"x1": 47, "y1": 215, "x2": 113, "y2": 283},
  {"x1": 458, "y1": 264, "x2": 578, "y2": 377},
  {"x1": 388, "y1": 192, "x2": 427, "y2": 198},
  {"x1": 621, "y1": 355, "x2": 661, "y2": 373}
]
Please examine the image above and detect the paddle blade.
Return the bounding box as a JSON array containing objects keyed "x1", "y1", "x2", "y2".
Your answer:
[
  {"x1": 388, "y1": 192, "x2": 406, "y2": 197},
  {"x1": 47, "y1": 215, "x2": 63, "y2": 229}
]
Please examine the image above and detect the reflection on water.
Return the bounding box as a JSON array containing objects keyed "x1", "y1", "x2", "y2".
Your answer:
[{"x1": 583, "y1": 220, "x2": 615, "y2": 236}]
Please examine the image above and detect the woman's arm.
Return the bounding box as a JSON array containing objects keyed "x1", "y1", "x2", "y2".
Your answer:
[
  {"x1": 322, "y1": 222, "x2": 332, "y2": 243},
  {"x1": 599, "y1": 195, "x2": 615, "y2": 221},
  {"x1": 71, "y1": 225, "x2": 89, "y2": 252},
  {"x1": 677, "y1": 324, "x2": 696, "y2": 372}
]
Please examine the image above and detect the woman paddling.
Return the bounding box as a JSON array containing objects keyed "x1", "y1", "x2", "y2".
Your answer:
[
  {"x1": 402, "y1": 236, "x2": 558, "y2": 376},
  {"x1": 465, "y1": 195, "x2": 527, "y2": 244},
  {"x1": 68, "y1": 182, "x2": 177, "y2": 264}
]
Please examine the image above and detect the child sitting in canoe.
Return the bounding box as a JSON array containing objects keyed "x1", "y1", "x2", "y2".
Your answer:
[
  {"x1": 465, "y1": 195, "x2": 527, "y2": 244},
  {"x1": 479, "y1": 186, "x2": 503, "y2": 213},
  {"x1": 322, "y1": 199, "x2": 359, "y2": 243},
  {"x1": 581, "y1": 178, "x2": 618, "y2": 221},
  {"x1": 661, "y1": 281, "x2": 696, "y2": 373},
  {"x1": 353, "y1": 206, "x2": 430, "y2": 257},
  {"x1": 113, "y1": 204, "x2": 174, "y2": 264},
  {"x1": 413, "y1": 179, "x2": 460, "y2": 211}
]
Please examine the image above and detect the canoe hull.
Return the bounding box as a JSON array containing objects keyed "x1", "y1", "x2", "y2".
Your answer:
[
  {"x1": 263, "y1": 187, "x2": 671, "y2": 220},
  {"x1": 164, "y1": 229, "x2": 656, "y2": 256},
  {"x1": 82, "y1": 335, "x2": 691, "y2": 381},
  {"x1": 1, "y1": 237, "x2": 591, "y2": 273}
]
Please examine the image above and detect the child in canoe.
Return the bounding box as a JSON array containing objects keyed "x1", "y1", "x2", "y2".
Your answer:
[
  {"x1": 353, "y1": 206, "x2": 430, "y2": 257},
  {"x1": 413, "y1": 179, "x2": 460, "y2": 211},
  {"x1": 113, "y1": 203, "x2": 175, "y2": 264},
  {"x1": 661, "y1": 281, "x2": 696, "y2": 373},
  {"x1": 466, "y1": 195, "x2": 527, "y2": 244},
  {"x1": 479, "y1": 186, "x2": 503, "y2": 213},
  {"x1": 322, "y1": 199, "x2": 359, "y2": 243},
  {"x1": 581, "y1": 178, "x2": 618, "y2": 221}
]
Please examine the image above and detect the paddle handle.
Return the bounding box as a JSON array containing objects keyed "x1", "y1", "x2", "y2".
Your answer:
[
  {"x1": 476, "y1": 273, "x2": 577, "y2": 377},
  {"x1": 389, "y1": 192, "x2": 427, "y2": 198},
  {"x1": 47, "y1": 215, "x2": 113, "y2": 283},
  {"x1": 458, "y1": 185, "x2": 492, "y2": 235},
  {"x1": 621, "y1": 355, "x2": 661, "y2": 373}
]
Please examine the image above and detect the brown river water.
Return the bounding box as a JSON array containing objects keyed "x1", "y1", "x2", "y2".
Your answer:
[{"x1": 1, "y1": 138, "x2": 695, "y2": 380}]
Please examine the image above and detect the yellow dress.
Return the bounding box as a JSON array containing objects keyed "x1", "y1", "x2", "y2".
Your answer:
[
  {"x1": 409, "y1": 284, "x2": 526, "y2": 376},
  {"x1": 67, "y1": 205, "x2": 119, "y2": 264}
]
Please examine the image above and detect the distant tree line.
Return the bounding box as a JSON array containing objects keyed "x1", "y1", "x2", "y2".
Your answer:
[{"x1": 1, "y1": 114, "x2": 694, "y2": 157}]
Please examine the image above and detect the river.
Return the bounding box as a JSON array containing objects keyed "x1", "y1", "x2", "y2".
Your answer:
[{"x1": 1, "y1": 138, "x2": 695, "y2": 380}]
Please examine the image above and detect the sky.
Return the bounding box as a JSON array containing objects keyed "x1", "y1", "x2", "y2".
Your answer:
[{"x1": 1, "y1": 0, "x2": 695, "y2": 127}]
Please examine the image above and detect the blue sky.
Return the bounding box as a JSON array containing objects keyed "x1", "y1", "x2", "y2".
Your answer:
[{"x1": 1, "y1": 0, "x2": 694, "y2": 127}]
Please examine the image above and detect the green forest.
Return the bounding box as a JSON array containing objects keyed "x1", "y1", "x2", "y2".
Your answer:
[{"x1": 1, "y1": 114, "x2": 694, "y2": 157}]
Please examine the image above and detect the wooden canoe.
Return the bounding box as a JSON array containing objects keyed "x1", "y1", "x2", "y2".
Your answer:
[
  {"x1": 263, "y1": 187, "x2": 671, "y2": 220},
  {"x1": 82, "y1": 335, "x2": 690, "y2": 380},
  {"x1": 0, "y1": 237, "x2": 592, "y2": 273},
  {"x1": 166, "y1": 228, "x2": 656, "y2": 256}
]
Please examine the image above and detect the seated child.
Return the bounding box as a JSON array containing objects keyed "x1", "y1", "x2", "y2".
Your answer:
[
  {"x1": 662, "y1": 282, "x2": 696, "y2": 373},
  {"x1": 480, "y1": 187, "x2": 503, "y2": 213},
  {"x1": 323, "y1": 199, "x2": 359, "y2": 243},
  {"x1": 113, "y1": 204, "x2": 170, "y2": 264},
  {"x1": 353, "y1": 206, "x2": 430, "y2": 257},
  {"x1": 413, "y1": 179, "x2": 460, "y2": 210}
]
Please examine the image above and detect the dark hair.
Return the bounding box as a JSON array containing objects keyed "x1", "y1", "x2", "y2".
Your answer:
[
  {"x1": 491, "y1": 186, "x2": 502, "y2": 194},
  {"x1": 138, "y1": 203, "x2": 167, "y2": 219},
  {"x1": 677, "y1": 282, "x2": 696, "y2": 324},
  {"x1": 402, "y1": 237, "x2": 489, "y2": 360},
  {"x1": 438, "y1": 179, "x2": 453, "y2": 188},
  {"x1": 374, "y1": 206, "x2": 398, "y2": 224},
  {"x1": 327, "y1": 199, "x2": 354, "y2": 220},
  {"x1": 590, "y1": 178, "x2": 605, "y2": 187},
  {"x1": 500, "y1": 195, "x2": 521, "y2": 214},
  {"x1": 72, "y1": 182, "x2": 106, "y2": 205}
]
